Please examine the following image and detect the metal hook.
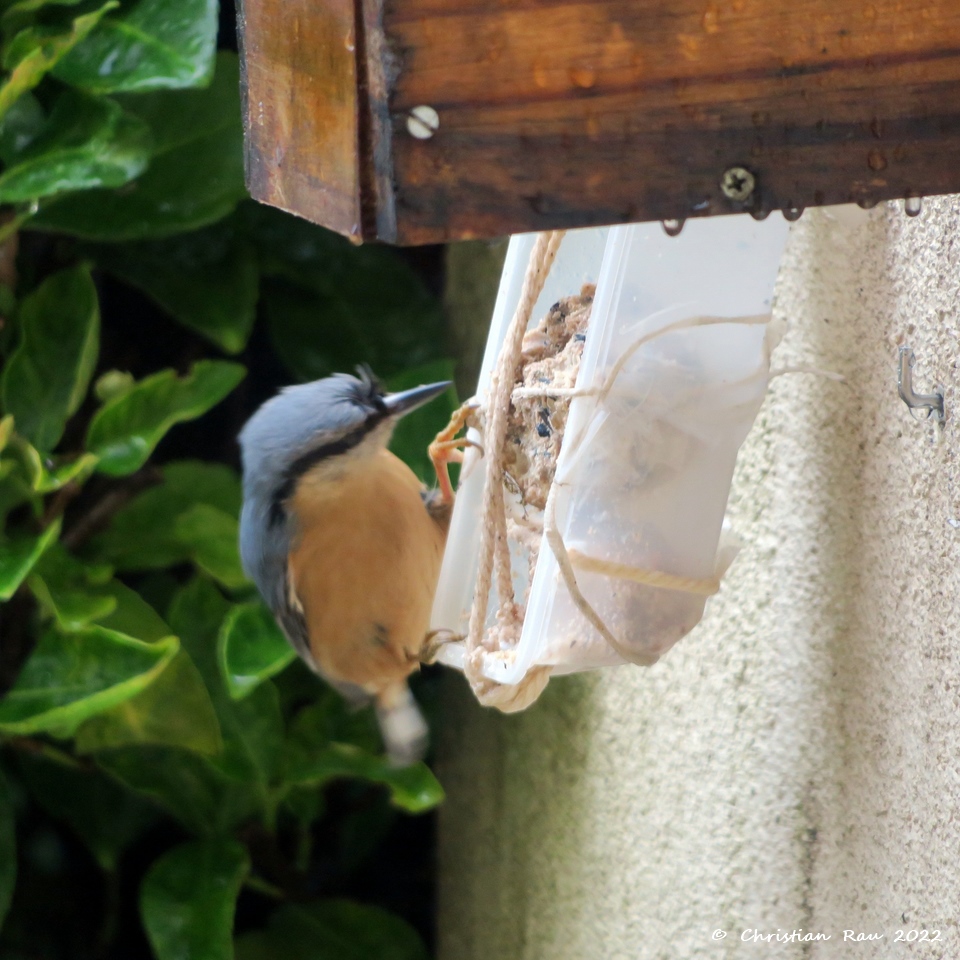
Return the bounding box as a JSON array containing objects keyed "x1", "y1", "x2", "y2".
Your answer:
[{"x1": 898, "y1": 347, "x2": 944, "y2": 422}]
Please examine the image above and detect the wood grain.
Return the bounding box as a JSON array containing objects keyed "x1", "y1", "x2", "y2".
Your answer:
[{"x1": 240, "y1": 0, "x2": 960, "y2": 244}]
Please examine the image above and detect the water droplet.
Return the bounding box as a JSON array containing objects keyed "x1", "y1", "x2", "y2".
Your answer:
[
  {"x1": 569, "y1": 67, "x2": 597, "y2": 89},
  {"x1": 661, "y1": 218, "x2": 686, "y2": 237},
  {"x1": 783, "y1": 206, "x2": 805, "y2": 221},
  {"x1": 749, "y1": 207, "x2": 771, "y2": 221},
  {"x1": 867, "y1": 149, "x2": 888, "y2": 171},
  {"x1": 857, "y1": 196, "x2": 879, "y2": 209},
  {"x1": 904, "y1": 196, "x2": 923, "y2": 217}
]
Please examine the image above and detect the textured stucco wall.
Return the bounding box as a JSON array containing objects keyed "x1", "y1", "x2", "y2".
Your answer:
[{"x1": 436, "y1": 198, "x2": 960, "y2": 960}]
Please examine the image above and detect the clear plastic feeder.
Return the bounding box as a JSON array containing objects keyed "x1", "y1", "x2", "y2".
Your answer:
[{"x1": 432, "y1": 215, "x2": 790, "y2": 694}]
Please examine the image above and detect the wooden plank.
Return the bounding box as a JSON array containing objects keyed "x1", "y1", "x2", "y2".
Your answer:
[
  {"x1": 381, "y1": 0, "x2": 960, "y2": 243},
  {"x1": 239, "y1": 0, "x2": 960, "y2": 244},
  {"x1": 238, "y1": 0, "x2": 363, "y2": 237}
]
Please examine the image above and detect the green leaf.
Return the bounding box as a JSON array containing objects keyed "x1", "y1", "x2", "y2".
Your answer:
[
  {"x1": 174, "y1": 503, "x2": 246, "y2": 589},
  {"x1": 218, "y1": 602, "x2": 296, "y2": 700},
  {"x1": 3, "y1": 0, "x2": 88, "y2": 21},
  {"x1": 0, "y1": 518, "x2": 59, "y2": 600},
  {"x1": 87, "y1": 220, "x2": 258, "y2": 353},
  {"x1": 168, "y1": 580, "x2": 284, "y2": 787},
  {"x1": 0, "y1": 625, "x2": 178, "y2": 735},
  {"x1": 142, "y1": 839, "x2": 249, "y2": 960},
  {"x1": 0, "y1": 91, "x2": 150, "y2": 202},
  {"x1": 75, "y1": 649, "x2": 222, "y2": 755},
  {"x1": 97, "y1": 743, "x2": 260, "y2": 834},
  {"x1": 0, "y1": 264, "x2": 99, "y2": 452},
  {"x1": 2, "y1": 435, "x2": 99, "y2": 493},
  {"x1": 247, "y1": 204, "x2": 444, "y2": 383},
  {"x1": 28, "y1": 544, "x2": 177, "y2": 638},
  {"x1": 53, "y1": 0, "x2": 217, "y2": 93},
  {"x1": 28, "y1": 541, "x2": 117, "y2": 630},
  {"x1": 15, "y1": 751, "x2": 157, "y2": 872},
  {"x1": 286, "y1": 743, "x2": 444, "y2": 814},
  {"x1": 0, "y1": 1, "x2": 117, "y2": 123},
  {"x1": 90, "y1": 460, "x2": 241, "y2": 570},
  {"x1": 235, "y1": 902, "x2": 429, "y2": 960},
  {"x1": 387, "y1": 361, "x2": 458, "y2": 483},
  {"x1": 0, "y1": 417, "x2": 13, "y2": 453},
  {"x1": 97, "y1": 579, "x2": 173, "y2": 641},
  {"x1": 0, "y1": 92, "x2": 44, "y2": 162},
  {"x1": 30, "y1": 52, "x2": 245, "y2": 240},
  {"x1": 93, "y1": 369, "x2": 135, "y2": 403},
  {"x1": 0, "y1": 768, "x2": 15, "y2": 931},
  {"x1": 86, "y1": 359, "x2": 245, "y2": 476}
]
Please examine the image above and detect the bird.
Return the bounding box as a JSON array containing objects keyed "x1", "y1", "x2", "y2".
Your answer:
[{"x1": 238, "y1": 366, "x2": 470, "y2": 764}]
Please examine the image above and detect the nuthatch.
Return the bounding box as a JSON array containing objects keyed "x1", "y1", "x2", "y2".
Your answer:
[{"x1": 238, "y1": 367, "x2": 468, "y2": 764}]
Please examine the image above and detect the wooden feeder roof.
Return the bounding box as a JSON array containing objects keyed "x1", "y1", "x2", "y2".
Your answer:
[{"x1": 238, "y1": 0, "x2": 960, "y2": 245}]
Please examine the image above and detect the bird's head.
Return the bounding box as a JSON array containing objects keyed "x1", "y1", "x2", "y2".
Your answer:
[{"x1": 238, "y1": 366, "x2": 450, "y2": 506}]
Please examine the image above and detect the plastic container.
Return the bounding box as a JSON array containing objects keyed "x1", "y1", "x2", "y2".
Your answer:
[{"x1": 432, "y1": 214, "x2": 790, "y2": 691}]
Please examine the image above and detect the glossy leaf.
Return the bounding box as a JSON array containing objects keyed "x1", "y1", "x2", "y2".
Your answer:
[
  {"x1": 174, "y1": 503, "x2": 246, "y2": 589},
  {"x1": 53, "y1": 0, "x2": 217, "y2": 93},
  {"x1": 0, "y1": 518, "x2": 59, "y2": 601},
  {"x1": 31, "y1": 53, "x2": 245, "y2": 240},
  {"x1": 96, "y1": 744, "x2": 261, "y2": 835},
  {"x1": 387, "y1": 361, "x2": 459, "y2": 483},
  {"x1": 170, "y1": 581, "x2": 284, "y2": 788},
  {"x1": 86, "y1": 360, "x2": 245, "y2": 476},
  {"x1": 0, "y1": 91, "x2": 150, "y2": 202},
  {"x1": 0, "y1": 2, "x2": 117, "y2": 123},
  {"x1": 0, "y1": 768, "x2": 15, "y2": 931},
  {"x1": 15, "y1": 751, "x2": 157, "y2": 871},
  {"x1": 87, "y1": 219, "x2": 258, "y2": 353},
  {"x1": 76, "y1": 649, "x2": 222, "y2": 755},
  {"x1": 97, "y1": 579, "x2": 173, "y2": 641},
  {"x1": 0, "y1": 264, "x2": 99, "y2": 452},
  {"x1": 286, "y1": 742, "x2": 444, "y2": 814},
  {"x1": 235, "y1": 901, "x2": 429, "y2": 960},
  {"x1": 218, "y1": 602, "x2": 296, "y2": 700},
  {"x1": 28, "y1": 542, "x2": 116, "y2": 630},
  {"x1": 0, "y1": 625, "x2": 178, "y2": 735},
  {"x1": 142, "y1": 839, "x2": 249, "y2": 960},
  {"x1": 90, "y1": 460, "x2": 241, "y2": 570}
]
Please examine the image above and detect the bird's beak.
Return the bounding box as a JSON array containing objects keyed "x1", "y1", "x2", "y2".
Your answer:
[{"x1": 383, "y1": 380, "x2": 452, "y2": 418}]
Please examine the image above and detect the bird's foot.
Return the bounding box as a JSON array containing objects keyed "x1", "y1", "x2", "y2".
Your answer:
[
  {"x1": 419, "y1": 629, "x2": 462, "y2": 665},
  {"x1": 428, "y1": 401, "x2": 482, "y2": 505}
]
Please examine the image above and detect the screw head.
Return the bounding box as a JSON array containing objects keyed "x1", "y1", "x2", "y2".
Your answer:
[
  {"x1": 720, "y1": 166, "x2": 756, "y2": 203},
  {"x1": 406, "y1": 105, "x2": 439, "y2": 140}
]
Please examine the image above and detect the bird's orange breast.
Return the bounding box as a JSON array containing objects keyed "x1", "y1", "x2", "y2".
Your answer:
[{"x1": 287, "y1": 449, "x2": 447, "y2": 694}]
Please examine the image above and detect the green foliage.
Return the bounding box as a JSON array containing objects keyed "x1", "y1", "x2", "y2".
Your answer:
[
  {"x1": 141, "y1": 839, "x2": 250, "y2": 960},
  {"x1": 0, "y1": 0, "x2": 451, "y2": 952},
  {"x1": 235, "y1": 901, "x2": 430, "y2": 960},
  {"x1": 1, "y1": 263, "x2": 99, "y2": 451},
  {"x1": 218, "y1": 601, "x2": 296, "y2": 700},
  {"x1": 86, "y1": 359, "x2": 245, "y2": 475},
  {"x1": 0, "y1": 626, "x2": 179, "y2": 735}
]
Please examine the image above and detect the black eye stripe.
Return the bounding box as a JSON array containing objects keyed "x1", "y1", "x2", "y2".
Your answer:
[{"x1": 268, "y1": 406, "x2": 390, "y2": 525}]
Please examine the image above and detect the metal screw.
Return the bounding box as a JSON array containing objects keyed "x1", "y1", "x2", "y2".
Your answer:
[
  {"x1": 406, "y1": 105, "x2": 439, "y2": 140},
  {"x1": 720, "y1": 166, "x2": 756, "y2": 203}
]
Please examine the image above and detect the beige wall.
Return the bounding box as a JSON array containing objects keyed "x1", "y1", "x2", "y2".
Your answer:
[{"x1": 437, "y1": 198, "x2": 960, "y2": 960}]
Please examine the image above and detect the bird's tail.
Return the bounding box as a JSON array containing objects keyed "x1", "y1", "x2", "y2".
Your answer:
[{"x1": 376, "y1": 683, "x2": 429, "y2": 766}]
